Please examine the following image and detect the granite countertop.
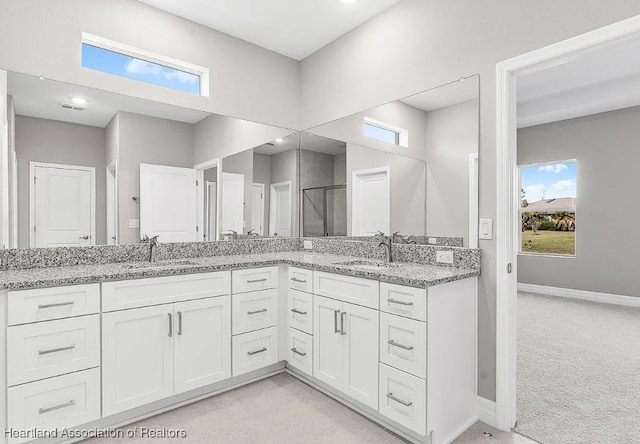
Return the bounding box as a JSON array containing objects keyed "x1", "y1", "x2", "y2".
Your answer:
[{"x1": 0, "y1": 251, "x2": 480, "y2": 291}]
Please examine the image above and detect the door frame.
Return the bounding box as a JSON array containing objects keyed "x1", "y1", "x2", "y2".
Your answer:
[
  {"x1": 29, "y1": 161, "x2": 96, "y2": 248},
  {"x1": 194, "y1": 158, "x2": 221, "y2": 241},
  {"x1": 269, "y1": 180, "x2": 292, "y2": 237},
  {"x1": 495, "y1": 15, "x2": 640, "y2": 431},
  {"x1": 468, "y1": 153, "x2": 479, "y2": 249},
  {"x1": 351, "y1": 166, "x2": 390, "y2": 236},
  {"x1": 106, "y1": 159, "x2": 118, "y2": 245},
  {"x1": 205, "y1": 181, "x2": 217, "y2": 241},
  {"x1": 252, "y1": 183, "x2": 265, "y2": 235}
]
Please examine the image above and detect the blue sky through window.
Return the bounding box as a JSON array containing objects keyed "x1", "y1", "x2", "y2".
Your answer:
[
  {"x1": 364, "y1": 122, "x2": 399, "y2": 145},
  {"x1": 81, "y1": 44, "x2": 201, "y2": 94},
  {"x1": 521, "y1": 161, "x2": 577, "y2": 203}
]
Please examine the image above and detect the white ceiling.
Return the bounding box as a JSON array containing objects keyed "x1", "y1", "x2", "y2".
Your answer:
[
  {"x1": 8, "y1": 72, "x2": 210, "y2": 128},
  {"x1": 254, "y1": 132, "x2": 299, "y2": 155},
  {"x1": 137, "y1": 0, "x2": 402, "y2": 60},
  {"x1": 517, "y1": 37, "x2": 640, "y2": 128}
]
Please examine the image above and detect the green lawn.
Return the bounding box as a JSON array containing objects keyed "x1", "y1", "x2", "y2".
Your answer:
[{"x1": 521, "y1": 230, "x2": 575, "y2": 255}]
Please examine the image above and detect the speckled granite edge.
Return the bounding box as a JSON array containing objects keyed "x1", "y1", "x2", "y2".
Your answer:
[
  {"x1": 305, "y1": 238, "x2": 481, "y2": 270},
  {"x1": 325, "y1": 235, "x2": 464, "y2": 247},
  {"x1": 2, "y1": 238, "x2": 303, "y2": 271}
]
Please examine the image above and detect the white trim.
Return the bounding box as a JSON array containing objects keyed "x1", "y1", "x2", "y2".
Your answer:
[
  {"x1": 468, "y1": 153, "x2": 479, "y2": 248},
  {"x1": 269, "y1": 180, "x2": 292, "y2": 237},
  {"x1": 29, "y1": 161, "x2": 96, "y2": 248},
  {"x1": 476, "y1": 396, "x2": 497, "y2": 428},
  {"x1": 0, "y1": 70, "x2": 8, "y2": 249},
  {"x1": 106, "y1": 159, "x2": 118, "y2": 245},
  {"x1": 252, "y1": 183, "x2": 266, "y2": 235},
  {"x1": 496, "y1": 14, "x2": 640, "y2": 432},
  {"x1": 351, "y1": 166, "x2": 391, "y2": 236},
  {"x1": 517, "y1": 283, "x2": 640, "y2": 308},
  {"x1": 81, "y1": 32, "x2": 210, "y2": 97},
  {"x1": 194, "y1": 158, "x2": 220, "y2": 241}
]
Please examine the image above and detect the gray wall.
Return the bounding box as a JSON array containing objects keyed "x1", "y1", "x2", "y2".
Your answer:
[
  {"x1": 270, "y1": 148, "x2": 298, "y2": 237},
  {"x1": 517, "y1": 106, "x2": 640, "y2": 297},
  {"x1": 116, "y1": 112, "x2": 194, "y2": 245},
  {"x1": 253, "y1": 153, "x2": 272, "y2": 235},
  {"x1": 346, "y1": 143, "x2": 425, "y2": 236},
  {"x1": 425, "y1": 100, "x2": 479, "y2": 246},
  {"x1": 15, "y1": 116, "x2": 107, "y2": 247},
  {"x1": 0, "y1": 0, "x2": 299, "y2": 128},
  {"x1": 222, "y1": 149, "x2": 254, "y2": 233},
  {"x1": 300, "y1": 0, "x2": 640, "y2": 401}
]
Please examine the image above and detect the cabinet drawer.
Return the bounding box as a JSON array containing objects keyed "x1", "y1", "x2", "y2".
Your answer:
[
  {"x1": 232, "y1": 326, "x2": 278, "y2": 377},
  {"x1": 102, "y1": 271, "x2": 231, "y2": 312},
  {"x1": 232, "y1": 289, "x2": 278, "y2": 335},
  {"x1": 378, "y1": 363, "x2": 426, "y2": 436},
  {"x1": 380, "y1": 312, "x2": 427, "y2": 379},
  {"x1": 7, "y1": 315, "x2": 100, "y2": 386},
  {"x1": 287, "y1": 328, "x2": 313, "y2": 377},
  {"x1": 314, "y1": 271, "x2": 379, "y2": 309},
  {"x1": 8, "y1": 284, "x2": 100, "y2": 326},
  {"x1": 288, "y1": 267, "x2": 313, "y2": 293},
  {"x1": 232, "y1": 267, "x2": 278, "y2": 294},
  {"x1": 7, "y1": 368, "x2": 101, "y2": 444},
  {"x1": 380, "y1": 283, "x2": 427, "y2": 321},
  {"x1": 288, "y1": 289, "x2": 313, "y2": 335}
]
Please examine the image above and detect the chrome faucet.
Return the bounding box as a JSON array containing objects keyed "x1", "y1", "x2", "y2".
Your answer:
[
  {"x1": 378, "y1": 237, "x2": 393, "y2": 263},
  {"x1": 247, "y1": 228, "x2": 259, "y2": 236},
  {"x1": 223, "y1": 230, "x2": 238, "y2": 240},
  {"x1": 149, "y1": 235, "x2": 159, "y2": 262}
]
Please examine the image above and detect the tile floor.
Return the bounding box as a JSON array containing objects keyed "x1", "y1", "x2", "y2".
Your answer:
[{"x1": 84, "y1": 373, "x2": 538, "y2": 443}]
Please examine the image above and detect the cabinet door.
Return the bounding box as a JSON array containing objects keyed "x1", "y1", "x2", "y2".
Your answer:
[
  {"x1": 174, "y1": 296, "x2": 231, "y2": 394},
  {"x1": 102, "y1": 305, "x2": 174, "y2": 416},
  {"x1": 313, "y1": 295, "x2": 343, "y2": 391},
  {"x1": 342, "y1": 302, "x2": 379, "y2": 410}
]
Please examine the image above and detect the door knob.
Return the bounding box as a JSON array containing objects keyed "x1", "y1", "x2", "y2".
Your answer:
[{"x1": 79, "y1": 235, "x2": 90, "y2": 240}]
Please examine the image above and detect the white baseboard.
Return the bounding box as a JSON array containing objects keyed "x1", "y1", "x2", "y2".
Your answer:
[
  {"x1": 518, "y1": 283, "x2": 640, "y2": 308},
  {"x1": 476, "y1": 396, "x2": 497, "y2": 428}
]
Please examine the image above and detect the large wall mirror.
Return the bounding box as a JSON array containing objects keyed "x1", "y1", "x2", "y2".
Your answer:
[
  {"x1": 4, "y1": 71, "x2": 296, "y2": 249},
  {"x1": 300, "y1": 75, "x2": 480, "y2": 247}
]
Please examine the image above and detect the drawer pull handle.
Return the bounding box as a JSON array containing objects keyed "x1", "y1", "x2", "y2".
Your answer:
[
  {"x1": 291, "y1": 308, "x2": 307, "y2": 315},
  {"x1": 340, "y1": 311, "x2": 347, "y2": 335},
  {"x1": 168, "y1": 313, "x2": 173, "y2": 338},
  {"x1": 334, "y1": 310, "x2": 340, "y2": 333},
  {"x1": 247, "y1": 308, "x2": 268, "y2": 315},
  {"x1": 38, "y1": 301, "x2": 74, "y2": 309},
  {"x1": 39, "y1": 400, "x2": 75, "y2": 414},
  {"x1": 38, "y1": 345, "x2": 75, "y2": 355},
  {"x1": 247, "y1": 278, "x2": 268, "y2": 283},
  {"x1": 247, "y1": 347, "x2": 268, "y2": 356},
  {"x1": 387, "y1": 298, "x2": 414, "y2": 306},
  {"x1": 387, "y1": 392, "x2": 413, "y2": 407},
  {"x1": 387, "y1": 340, "x2": 414, "y2": 351},
  {"x1": 291, "y1": 347, "x2": 307, "y2": 357},
  {"x1": 291, "y1": 277, "x2": 307, "y2": 283},
  {"x1": 177, "y1": 311, "x2": 183, "y2": 336}
]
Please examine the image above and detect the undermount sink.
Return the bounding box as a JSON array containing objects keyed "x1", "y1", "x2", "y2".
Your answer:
[
  {"x1": 121, "y1": 259, "x2": 200, "y2": 270},
  {"x1": 333, "y1": 260, "x2": 400, "y2": 270}
]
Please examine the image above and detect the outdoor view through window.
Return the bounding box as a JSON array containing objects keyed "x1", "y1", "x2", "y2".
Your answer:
[{"x1": 520, "y1": 161, "x2": 577, "y2": 255}]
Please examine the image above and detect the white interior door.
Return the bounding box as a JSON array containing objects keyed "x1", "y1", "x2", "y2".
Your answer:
[
  {"x1": 221, "y1": 172, "x2": 244, "y2": 234},
  {"x1": 31, "y1": 163, "x2": 94, "y2": 248},
  {"x1": 206, "y1": 181, "x2": 217, "y2": 241},
  {"x1": 269, "y1": 181, "x2": 291, "y2": 237},
  {"x1": 106, "y1": 161, "x2": 117, "y2": 245},
  {"x1": 352, "y1": 167, "x2": 390, "y2": 236},
  {"x1": 140, "y1": 163, "x2": 197, "y2": 243},
  {"x1": 251, "y1": 183, "x2": 265, "y2": 235}
]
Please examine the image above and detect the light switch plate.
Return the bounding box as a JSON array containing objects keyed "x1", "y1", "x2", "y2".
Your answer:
[
  {"x1": 303, "y1": 240, "x2": 313, "y2": 250},
  {"x1": 436, "y1": 250, "x2": 454, "y2": 264},
  {"x1": 428, "y1": 237, "x2": 437, "y2": 245},
  {"x1": 129, "y1": 219, "x2": 139, "y2": 229},
  {"x1": 479, "y1": 218, "x2": 493, "y2": 240}
]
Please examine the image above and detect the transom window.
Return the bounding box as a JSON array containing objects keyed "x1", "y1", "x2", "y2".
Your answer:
[
  {"x1": 363, "y1": 117, "x2": 408, "y2": 147},
  {"x1": 519, "y1": 160, "x2": 577, "y2": 256},
  {"x1": 81, "y1": 33, "x2": 209, "y2": 96}
]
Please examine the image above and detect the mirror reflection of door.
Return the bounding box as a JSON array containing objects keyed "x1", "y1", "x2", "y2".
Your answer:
[
  {"x1": 205, "y1": 181, "x2": 217, "y2": 241},
  {"x1": 269, "y1": 181, "x2": 291, "y2": 236},
  {"x1": 139, "y1": 163, "x2": 197, "y2": 242},
  {"x1": 106, "y1": 160, "x2": 118, "y2": 245},
  {"x1": 352, "y1": 167, "x2": 390, "y2": 236},
  {"x1": 30, "y1": 162, "x2": 95, "y2": 248},
  {"x1": 221, "y1": 172, "x2": 244, "y2": 234},
  {"x1": 251, "y1": 183, "x2": 265, "y2": 235}
]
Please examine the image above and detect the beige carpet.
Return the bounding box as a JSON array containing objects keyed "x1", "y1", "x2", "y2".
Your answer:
[{"x1": 516, "y1": 292, "x2": 640, "y2": 444}]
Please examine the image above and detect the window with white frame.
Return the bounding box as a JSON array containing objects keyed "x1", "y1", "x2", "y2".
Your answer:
[
  {"x1": 520, "y1": 160, "x2": 577, "y2": 255},
  {"x1": 363, "y1": 117, "x2": 408, "y2": 147},
  {"x1": 81, "y1": 33, "x2": 209, "y2": 96}
]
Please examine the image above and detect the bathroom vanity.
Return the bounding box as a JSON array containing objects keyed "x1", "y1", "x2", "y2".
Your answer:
[{"x1": 0, "y1": 248, "x2": 479, "y2": 444}]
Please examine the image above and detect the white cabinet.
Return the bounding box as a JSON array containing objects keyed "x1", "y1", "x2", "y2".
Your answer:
[
  {"x1": 379, "y1": 363, "x2": 426, "y2": 435},
  {"x1": 313, "y1": 295, "x2": 379, "y2": 410},
  {"x1": 380, "y1": 283, "x2": 427, "y2": 322},
  {"x1": 380, "y1": 312, "x2": 427, "y2": 379},
  {"x1": 287, "y1": 289, "x2": 313, "y2": 335},
  {"x1": 232, "y1": 266, "x2": 278, "y2": 293},
  {"x1": 102, "y1": 295, "x2": 231, "y2": 416},
  {"x1": 288, "y1": 267, "x2": 313, "y2": 293},
  {"x1": 287, "y1": 327, "x2": 313, "y2": 376},
  {"x1": 314, "y1": 271, "x2": 379, "y2": 309},
  {"x1": 232, "y1": 326, "x2": 278, "y2": 376},
  {"x1": 231, "y1": 288, "x2": 278, "y2": 335}
]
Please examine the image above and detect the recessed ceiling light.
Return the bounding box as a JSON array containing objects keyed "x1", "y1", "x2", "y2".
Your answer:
[
  {"x1": 71, "y1": 97, "x2": 87, "y2": 105},
  {"x1": 275, "y1": 138, "x2": 284, "y2": 143}
]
